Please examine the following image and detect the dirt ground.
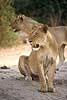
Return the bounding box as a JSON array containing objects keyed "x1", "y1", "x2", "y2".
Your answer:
[{"x1": 0, "y1": 44, "x2": 67, "y2": 100}]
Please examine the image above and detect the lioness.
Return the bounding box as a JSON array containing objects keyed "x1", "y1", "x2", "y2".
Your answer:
[
  {"x1": 11, "y1": 15, "x2": 67, "y2": 63},
  {"x1": 17, "y1": 23, "x2": 58, "y2": 92},
  {"x1": 28, "y1": 25, "x2": 58, "y2": 92}
]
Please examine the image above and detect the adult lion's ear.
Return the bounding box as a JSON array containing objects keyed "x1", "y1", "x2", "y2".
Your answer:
[
  {"x1": 21, "y1": 15, "x2": 25, "y2": 20},
  {"x1": 17, "y1": 15, "x2": 25, "y2": 21},
  {"x1": 42, "y1": 24, "x2": 48, "y2": 33},
  {"x1": 19, "y1": 15, "x2": 24, "y2": 21}
]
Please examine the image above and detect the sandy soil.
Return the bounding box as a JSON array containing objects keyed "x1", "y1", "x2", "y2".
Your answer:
[
  {"x1": 0, "y1": 44, "x2": 32, "y2": 66},
  {"x1": 0, "y1": 45, "x2": 67, "y2": 100}
]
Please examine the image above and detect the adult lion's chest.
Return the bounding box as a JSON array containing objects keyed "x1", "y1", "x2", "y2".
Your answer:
[
  {"x1": 28, "y1": 51, "x2": 39, "y2": 75},
  {"x1": 36, "y1": 46, "x2": 51, "y2": 63}
]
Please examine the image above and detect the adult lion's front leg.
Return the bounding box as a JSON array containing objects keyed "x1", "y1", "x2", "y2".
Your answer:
[
  {"x1": 59, "y1": 44, "x2": 65, "y2": 64},
  {"x1": 47, "y1": 58, "x2": 56, "y2": 92},
  {"x1": 38, "y1": 62, "x2": 48, "y2": 92},
  {"x1": 18, "y1": 55, "x2": 32, "y2": 80}
]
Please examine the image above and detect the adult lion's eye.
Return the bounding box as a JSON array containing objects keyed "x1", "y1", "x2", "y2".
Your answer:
[{"x1": 29, "y1": 40, "x2": 32, "y2": 43}]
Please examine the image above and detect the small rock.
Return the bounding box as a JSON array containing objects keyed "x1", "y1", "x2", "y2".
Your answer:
[
  {"x1": 0, "y1": 65, "x2": 10, "y2": 69},
  {"x1": 1, "y1": 77, "x2": 5, "y2": 79}
]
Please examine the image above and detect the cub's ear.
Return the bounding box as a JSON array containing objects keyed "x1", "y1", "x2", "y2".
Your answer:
[{"x1": 42, "y1": 24, "x2": 48, "y2": 33}]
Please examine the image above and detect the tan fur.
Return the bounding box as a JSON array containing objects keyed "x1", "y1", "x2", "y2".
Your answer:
[
  {"x1": 17, "y1": 24, "x2": 58, "y2": 92},
  {"x1": 11, "y1": 15, "x2": 60, "y2": 92},
  {"x1": 11, "y1": 15, "x2": 67, "y2": 63},
  {"x1": 28, "y1": 25, "x2": 58, "y2": 92},
  {"x1": 49, "y1": 26, "x2": 67, "y2": 62},
  {"x1": 18, "y1": 45, "x2": 57, "y2": 92}
]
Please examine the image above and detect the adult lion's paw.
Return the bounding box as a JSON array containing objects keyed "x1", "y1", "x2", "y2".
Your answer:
[
  {"x1": 25, "y1": 75, "x2": 32, "y2": 81},
  {"x1": 48, "y1": 87, "x2": 55, "y2": 92},
  {"x1": 38, "y1": 84, "x2": 48, "y2": 93}
]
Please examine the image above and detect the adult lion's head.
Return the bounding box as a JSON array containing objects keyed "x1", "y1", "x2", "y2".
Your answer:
[
  {"x1": 29, "y1": 24, "x2": 49, "y2": 48},
  {"x1": 11, "y1": 15, "x2": 40, "y2": 37}
]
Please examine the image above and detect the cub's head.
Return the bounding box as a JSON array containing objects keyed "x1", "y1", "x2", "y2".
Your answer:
[{"x1": 29, "y1": 24, "x2": 48, "y2": 48}]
